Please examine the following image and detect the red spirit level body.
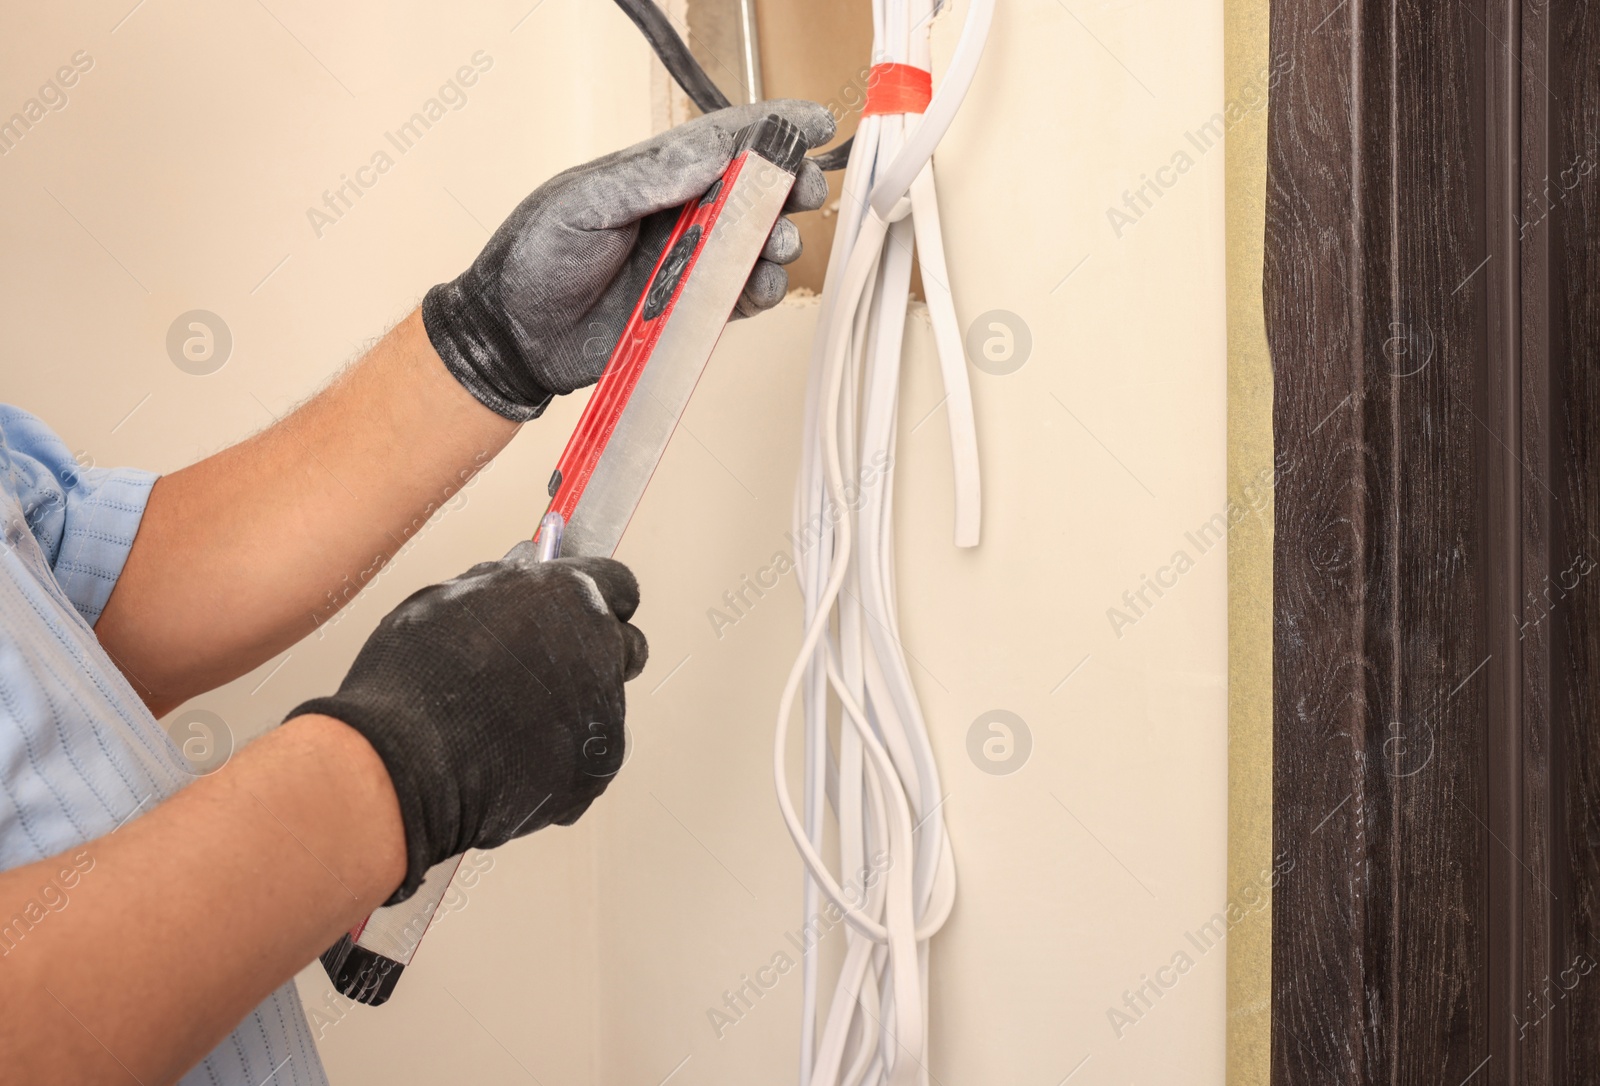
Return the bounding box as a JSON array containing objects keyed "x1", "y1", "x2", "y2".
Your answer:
[{"x1": 321, "y1": 114, "x2": 808, "y2": 1006}]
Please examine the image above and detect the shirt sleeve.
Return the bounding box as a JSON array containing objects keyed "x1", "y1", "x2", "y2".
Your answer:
[{"x1": 0, "y1": 405, "x2": 157, "y2": 626}]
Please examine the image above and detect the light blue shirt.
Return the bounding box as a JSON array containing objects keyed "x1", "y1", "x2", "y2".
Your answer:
[{"x1": 0, "y1": 405, "x2": 327, "y2": 1086}]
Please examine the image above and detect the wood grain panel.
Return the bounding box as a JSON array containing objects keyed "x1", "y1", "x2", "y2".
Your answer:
[
  {"x1": 1549, "y1": 1, "x2": 1600, "y2": 1078},
  {"x1": 1268, "y1": 0, "x2": 1600, "y2": 1079}
]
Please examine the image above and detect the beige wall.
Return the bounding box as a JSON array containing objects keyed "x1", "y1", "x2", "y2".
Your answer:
[
  {"x1": 1, "y1": 0, "x2": 1230, "y2": 1083},
  {"x1": 1225, "y1": 0, "x2": 1275, "y2": 1078},
  {"x1": 1, "y1": 2, "x2": 650, "y2": 1082}
]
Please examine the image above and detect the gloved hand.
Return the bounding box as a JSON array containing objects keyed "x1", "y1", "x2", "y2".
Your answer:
[
  {"x1": 423, "y1": 99, "x2": 835, "y2": 421},
  {"x1": 288, "y1": 543, "x2": 648, "y2": 903}
]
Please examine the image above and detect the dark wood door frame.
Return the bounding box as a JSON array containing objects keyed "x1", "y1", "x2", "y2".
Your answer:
[{"x1": 1267, "y1": 0, "x2": 1600, "y2": 1080}]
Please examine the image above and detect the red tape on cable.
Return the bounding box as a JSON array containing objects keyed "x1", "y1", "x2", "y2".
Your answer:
[{"x1": 862, "y1": 63, "x2": 932, "y2": 116}]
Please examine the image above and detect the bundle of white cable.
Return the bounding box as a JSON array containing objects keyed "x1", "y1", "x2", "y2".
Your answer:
[{"x1": 774, "y1": 2, "x2": 993, "y2": 1084}]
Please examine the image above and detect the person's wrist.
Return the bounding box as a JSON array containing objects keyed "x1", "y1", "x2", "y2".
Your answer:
[
  {"x1": 287, "y1": 694, "x2": 446, "y2": 904},
  {"x1": 421, "y1": 278, "x2": 555, "y2": 421},
  {"x1": 390, "y1": 307, "x2": 523, "y2": 436},
  {"x1": 280, "y1": 713, "x2": 408, "y2": 907}
]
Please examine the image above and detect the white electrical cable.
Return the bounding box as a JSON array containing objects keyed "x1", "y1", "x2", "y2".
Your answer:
[{"x1": 776, "y1": 2, "x2": 992, "y2": 1083}]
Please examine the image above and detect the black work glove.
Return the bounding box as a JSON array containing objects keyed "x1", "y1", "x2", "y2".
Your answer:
[
  {"x1": 288, "y1": 543, "x2": 648, "y2": 904},
  {"x1": 422, "y1": 98, "x2": 835, "y2": 421}
]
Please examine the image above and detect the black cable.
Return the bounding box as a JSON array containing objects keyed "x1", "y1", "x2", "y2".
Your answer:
[
  {"x1": 808, "y1": 138, "x2": 853, "y2": 173},
  {"x1": 610, "y1": 0, "x2": 730, "y2": 114},
  {"x1": 609, "y1": 0, "x2": 853, "y2": 170}
]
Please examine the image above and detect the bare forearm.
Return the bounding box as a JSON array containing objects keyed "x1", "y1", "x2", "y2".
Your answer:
[
  {"x1": 97, "y1": 308, "x2": 520, "y2": 713},
  {"x1": 0, "y1": 714, "x2": 404, "y2": 1085}
]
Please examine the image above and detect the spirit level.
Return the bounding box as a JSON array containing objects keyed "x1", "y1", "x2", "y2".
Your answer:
[{"x1": 320, "y1": 114, "x2": 808, "y2": 1006}]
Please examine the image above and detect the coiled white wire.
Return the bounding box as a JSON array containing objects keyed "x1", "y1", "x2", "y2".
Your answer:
[{"x1": 775, "y1": 2, "x2": 993, "y2": 1083}]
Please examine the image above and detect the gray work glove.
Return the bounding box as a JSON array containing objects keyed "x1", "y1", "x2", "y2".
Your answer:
[
  {"x1": 422, "y1": 99, "x2": 835, "y2": 421},
  {"x1": 288, "y1": 544, "x2": 648, "y2": 904}
]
